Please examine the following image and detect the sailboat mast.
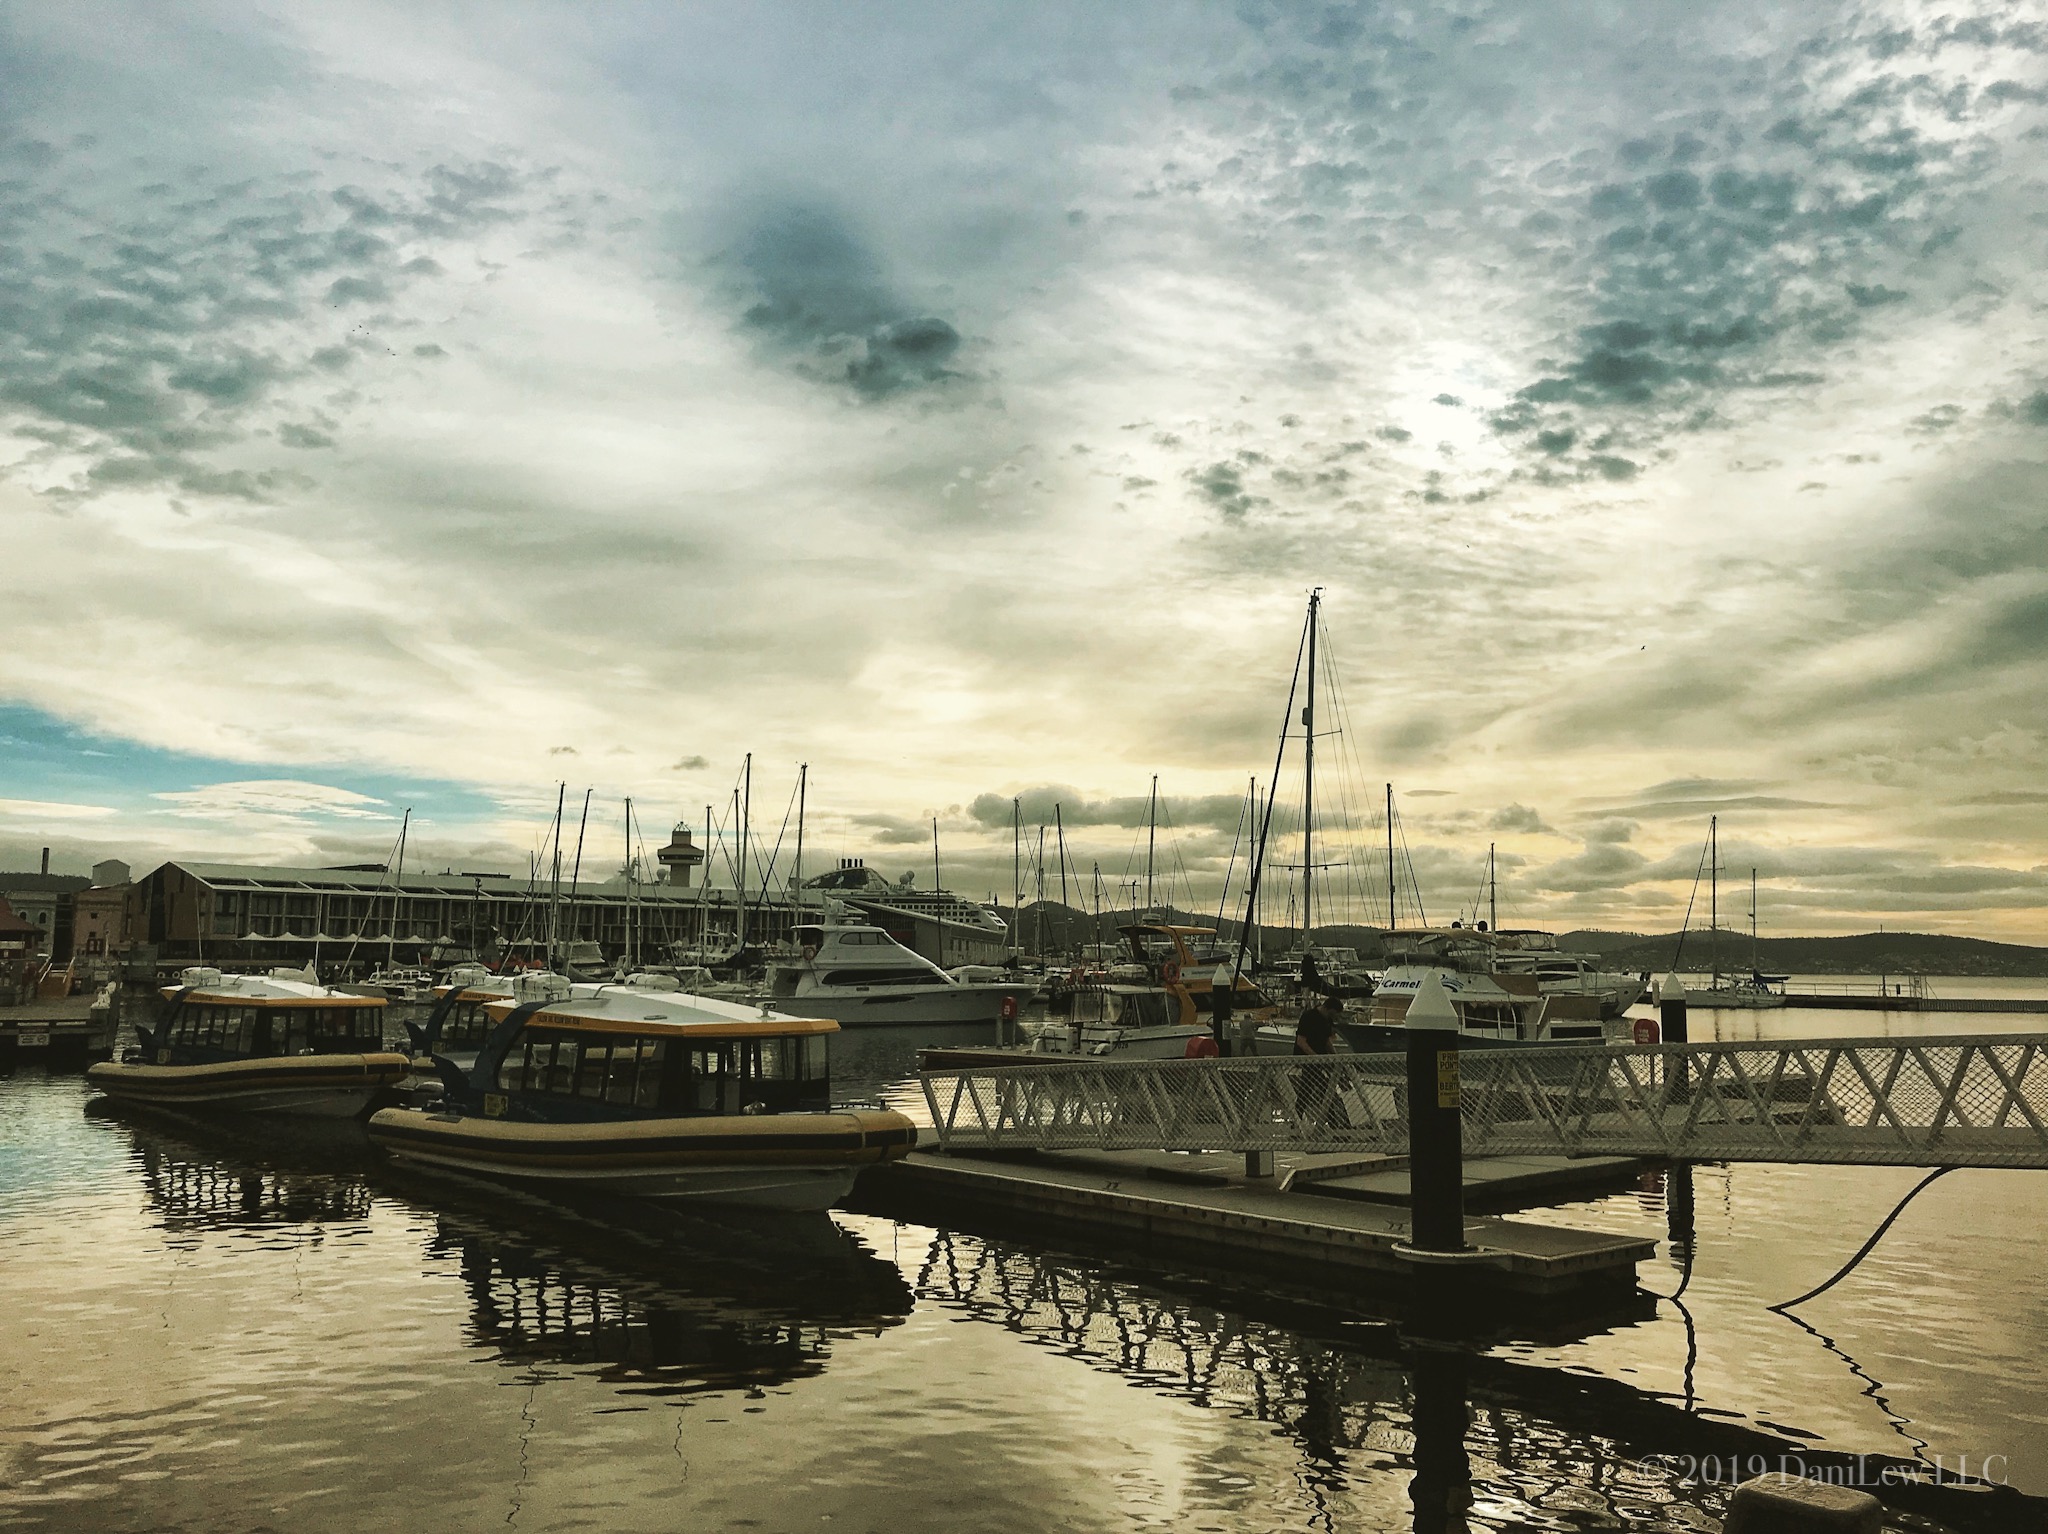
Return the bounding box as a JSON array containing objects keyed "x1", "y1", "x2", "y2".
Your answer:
[
  {"x1": 794, "y1": 763, "x2": 807, "y2": 907},
  {"x1": 1489, "y1": 843, "x2": 1497, "y2": 931},
  {"x1": 932, "y1": 816, "x2": 940, "y2": 893},
  {"x1": 739, "y1": 753, "x2": 751, "y2": 948},
  {"x1": 547, "y1": 785, "x2": 564, "y2": 968},
  {"x1": 567, "y1": 787, "x2": 592, "y2": 964},
  {"x1": 1054, "y1": 803, "x2": 1071, "y2": 927},
  {"x1": 1385, "y1": 782, "x2": 1396, "y2": 933},
  {"x1": 1145, "y1": 774, "x2": 1158, "y2": 914},
  {"x1": 1751, "y1": 866, "x2": 1759, "y2": 977},
  {"x1": 1303, "y1": 588, "x2": 1318, "y2": 951},
  {"x1": 1709, "y1": 814, "x2": 1719, "y2": 987},
  {"x1": 1251, "y1": 780, "x2": 1262, "y2": 963},
  {"x1": 390, "y1": 807, "x2": 411, "y2": 970},
  {"x1": 1012, "y1": 798, "x2": 1021, "y2": 956},
  {"x1": 622, "y1": 797, "x2": 634, "y2": 972},
  {"x1": 1035, "y1": 825, "x2": 1046, "y2": 956}
]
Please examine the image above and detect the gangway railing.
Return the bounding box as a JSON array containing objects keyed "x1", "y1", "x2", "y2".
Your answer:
[{"x1": 920, "y1": 1034, "x2": 2048, "y2": 1169}]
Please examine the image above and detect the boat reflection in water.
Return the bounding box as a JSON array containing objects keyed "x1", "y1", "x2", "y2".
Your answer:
[{"x1": 424, "y1": 1198, "x2": 915, "y2": 1396}]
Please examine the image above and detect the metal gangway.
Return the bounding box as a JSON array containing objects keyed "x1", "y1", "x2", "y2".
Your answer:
[{"x1": 921, "y1": 1034, "x2": 2048, "y2": 1168}]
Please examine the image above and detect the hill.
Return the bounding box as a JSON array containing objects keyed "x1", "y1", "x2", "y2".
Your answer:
[{"x1": 994, "y1": 905, "x2": 2048, "y2": 976}]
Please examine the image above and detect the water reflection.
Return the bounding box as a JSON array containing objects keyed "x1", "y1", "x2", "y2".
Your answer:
[
  {"x1": 99, "y1": 1103, "x2": 380, "y2": 1237},
  {"x1": 422, "y1": 1200, "x2": 915, "y2": 1397},
  {"x1": 909, "y1": 1225, "x2": 2038, "y2": 1533}
]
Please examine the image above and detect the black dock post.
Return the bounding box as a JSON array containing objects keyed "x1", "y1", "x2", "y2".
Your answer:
[
  {"x1": 1659, "y1": 973, "x2": 1690, "y2": 1100},
  {"x1": 1658, "y1": 972, "x2": 1688, "y2": 1045},
  {"x1": 1404, "y1": 972, "x2": 1466, "y2": 1254}
]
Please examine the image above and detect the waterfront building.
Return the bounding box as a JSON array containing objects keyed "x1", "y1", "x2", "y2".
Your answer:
[{"x1": 123, "y1": 858, "x2": 811, "y2": 970}]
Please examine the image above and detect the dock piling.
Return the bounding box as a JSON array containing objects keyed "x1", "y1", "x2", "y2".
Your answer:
[{"x1": 1403, "y1": 973, "x2": 1466, "y2": 1254}]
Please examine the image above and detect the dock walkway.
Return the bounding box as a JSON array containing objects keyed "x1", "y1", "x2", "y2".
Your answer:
[{"x1": 859, "y1": 1136, "x2": 1655, "y2": 1299}]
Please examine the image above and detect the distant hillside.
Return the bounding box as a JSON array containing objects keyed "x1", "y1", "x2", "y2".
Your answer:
[
  {"x1": 994, "y1": 905, "x2": 2048, "y2": 976},
  {"x1": 1560, "y1": 929, "x2": 2048, "y2": 977}
]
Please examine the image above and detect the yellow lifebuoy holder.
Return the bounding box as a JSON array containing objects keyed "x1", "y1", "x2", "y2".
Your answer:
[{"x1": 1162, "y1": 960, "x2": 1181, "y2": 985}]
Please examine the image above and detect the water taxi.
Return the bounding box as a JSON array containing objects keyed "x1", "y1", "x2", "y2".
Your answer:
[
  {"x1": 365, "y1": 981, "x2": 916, "y2": 1210},
  {"x1": 86, "y1": 967, "x2": 408, "y2": 1117}
]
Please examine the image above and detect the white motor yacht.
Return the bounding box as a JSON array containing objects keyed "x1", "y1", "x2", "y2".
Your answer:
[{"x1": 757, "y1": 919, "x2": 1033, "y2": 1027}]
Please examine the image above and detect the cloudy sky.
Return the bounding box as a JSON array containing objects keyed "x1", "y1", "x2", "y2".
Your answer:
[{"x1": 3, "y1": 1, "x2": 2046, "y2": 940}]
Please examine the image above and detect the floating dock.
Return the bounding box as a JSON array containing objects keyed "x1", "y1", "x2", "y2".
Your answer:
[{"x1": 855, "y1": 1135, "x2": 1656, "y2": 1301}]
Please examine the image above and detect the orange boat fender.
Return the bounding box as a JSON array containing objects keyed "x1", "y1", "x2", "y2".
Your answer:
[
  {"x1": 1633, "y1": 1016, "x2": 1660, "y2": 1046},
  {"x1": 1185, "y1": 1035, "x2": 1219, "y2": 1058}
]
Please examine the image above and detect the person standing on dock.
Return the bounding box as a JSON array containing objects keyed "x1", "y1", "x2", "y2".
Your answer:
[{"x1": 1293, "y1": 1000, "x2": 1338, "y2": 1128}]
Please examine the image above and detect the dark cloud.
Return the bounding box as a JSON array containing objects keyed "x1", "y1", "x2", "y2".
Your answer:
[
  {"x1": 668, "y1": 755, "x2": 709, "y2": 772},
  {"x1": 730, "y1": 204, "x2": 965, "y2": 399},
  {"x1": 1487, "y1": 803, "x2": 1551, "y2": 834},
  {"x1": 1185, "y1": 457, "x2": 1264, "y2": 517}
]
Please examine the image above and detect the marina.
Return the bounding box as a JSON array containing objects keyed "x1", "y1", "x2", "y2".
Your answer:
[
  {"x1": 4, "y1": 985, "x2": 2047, "y2": 1532},
  {"x1": 8, "y1": 7, "x2": 2048, "y2": 1529}
]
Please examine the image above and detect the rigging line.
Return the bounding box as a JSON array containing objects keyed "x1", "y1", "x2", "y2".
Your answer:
[
  {"x1": 1215, "y1": 780, "x2": 1252, "y2": 928},
  {"x1": 749, "y1": 773, "x2": 802, "y2": 894},
  {"x1": 1232, "y1": 600, "x2": 1312, "y2": 984},
  {"x1": 1671, "y1": 831, "x2": 1712, "y2": 974},
  {"x1": 1768, "y1": 1168, "x2": 1955, "y2": 1313},
  {"x1": 1393, "y1": 798, "x2": 1429, "y2": 928},
  {"x1": 1317, "y1": 624, "x2": 1384, "y2": 927}
]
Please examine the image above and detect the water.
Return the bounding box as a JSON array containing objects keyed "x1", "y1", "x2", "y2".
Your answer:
[{"x1": 4, "y1": 992, "x2": 2046, "y2": 1531}]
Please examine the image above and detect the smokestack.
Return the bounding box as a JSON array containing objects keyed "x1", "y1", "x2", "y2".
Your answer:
[{"x1": 40, "y1": 847, "x2": 49, "y2": 875}]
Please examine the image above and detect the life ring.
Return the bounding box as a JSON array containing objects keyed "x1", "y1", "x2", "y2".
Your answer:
[
  {"x1": 1633, "y1": 1016, "x2": 1660, "y2": 1046},
  {"x1": 999, "y1": 994, "x2": 1020, "y2": 1022},
  {"x1": 1162, "y1": 960, "x2": 1181, "y2": 985},
  {"x1": 1185, "y1": 1034, "x2": 1219, "y2": 1058}
]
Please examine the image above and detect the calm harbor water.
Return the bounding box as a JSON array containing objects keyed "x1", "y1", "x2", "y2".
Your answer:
[{"x1": 3, "y1": 993, "x2": 2045, "y2": 1532}]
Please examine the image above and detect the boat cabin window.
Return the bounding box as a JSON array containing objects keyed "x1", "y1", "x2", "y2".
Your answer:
[
  {"x1": 168, "y1": 1003, "x2": 382, "y2": 1056},
  {"x1": 444, "y1": 998, "x2": 495, "y2": 1050},
  {"x1": 498, "y1": 1028, "x2": 829, "y2": 1114},
  {"x1": 1118, "y1": 993, "x2": 1176, "y2": 1029},
  {"x1": 821, "y1": 966, "x2": 940, "y2": 988}
]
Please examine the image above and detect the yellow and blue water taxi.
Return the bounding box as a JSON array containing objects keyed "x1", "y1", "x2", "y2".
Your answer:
[
  {"x1": 365, "y1": 977, "x2": 916, "y2": 1211},
  {"x1": 86, "y1": 967, "x2": 409, "y2": 1117}
]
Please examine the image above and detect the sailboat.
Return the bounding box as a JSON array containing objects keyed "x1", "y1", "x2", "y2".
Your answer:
[{"x1": 1678, "y1": 820, "x2": 1787, "y2": 1008}]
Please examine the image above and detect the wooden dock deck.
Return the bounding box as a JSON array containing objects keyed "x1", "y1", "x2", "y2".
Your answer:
[{"x1": 855, "y1": 1136, "x2": 1656, "y2": 1301}]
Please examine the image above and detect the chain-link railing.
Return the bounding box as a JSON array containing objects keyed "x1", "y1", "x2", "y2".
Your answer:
[{"x1": 920, "y1": 1034, "x2": 2048, "y2": 1167}]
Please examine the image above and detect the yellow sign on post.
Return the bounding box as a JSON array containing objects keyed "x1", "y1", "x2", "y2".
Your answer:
[{"x1": 1436, "y1": 1050, "x2": 1461, "y2": 1109}]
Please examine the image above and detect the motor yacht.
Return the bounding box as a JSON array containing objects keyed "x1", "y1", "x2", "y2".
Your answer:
[
  {"x1": 757, "y1": 918, "x2": 1032, "y2": 1027},
  {"x1": 365, "y1": 984, "x2": 915, "y2": 1210},
  {"x1": 87, "y1": 967, "x2": 409, "y2": 1117}
]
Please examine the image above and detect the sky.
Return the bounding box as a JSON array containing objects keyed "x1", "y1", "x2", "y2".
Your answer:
[{"x1": 2, "y1": 1, "x2": 2046, "y2": 940}]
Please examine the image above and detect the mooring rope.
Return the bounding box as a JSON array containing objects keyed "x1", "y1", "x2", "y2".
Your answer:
[{"x1": 1768, "y1": 1167, "x2": 1955, "y2": 1312}]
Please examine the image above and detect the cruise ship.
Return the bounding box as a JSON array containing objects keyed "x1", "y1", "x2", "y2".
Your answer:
[{"x1": 796, "y1": 860, "x2": 1011, "y2": 968}]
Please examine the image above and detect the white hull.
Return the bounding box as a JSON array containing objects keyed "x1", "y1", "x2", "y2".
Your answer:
[{"x1": 753, "y1": 984, "x2": 1024, "y2": 1027}]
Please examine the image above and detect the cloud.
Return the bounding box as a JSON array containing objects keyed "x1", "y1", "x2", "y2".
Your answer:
[
  {"x1": 668, "y1": 755, "x2": 709, "y2": 772},
  {"x1": 0, "y1": 797, "x2": 118, "y2": 820},
  {"x1": 729, "y1": 204, "x2": 966, "y2": 399},
  {"x1": 152, "y1": 780, "x2": 391, "y2": 822},
  {"x1": 968, "y1": 786, "x2": 1248, "y2": 835}
]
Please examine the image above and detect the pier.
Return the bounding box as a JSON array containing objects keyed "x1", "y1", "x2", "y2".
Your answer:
[{"x1": 916, "y1": 1034, "x2": 2048, "y2": 1168}]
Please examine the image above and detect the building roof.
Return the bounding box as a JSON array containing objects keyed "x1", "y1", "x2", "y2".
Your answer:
[
  {"x1": 0, "y1": 872, "x2": 91, "y2": 895},
  {"x1": 0, "y1": 896, "x2": 43, "y2": 935},
  {"x1": 150, "y1": 860, "x2": 719, "y2": 906}
]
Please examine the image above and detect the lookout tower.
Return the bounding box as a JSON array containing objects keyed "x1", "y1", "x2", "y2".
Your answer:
[{"x1": 656, "y1": 824, "x2": 707, "y2": 888}]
